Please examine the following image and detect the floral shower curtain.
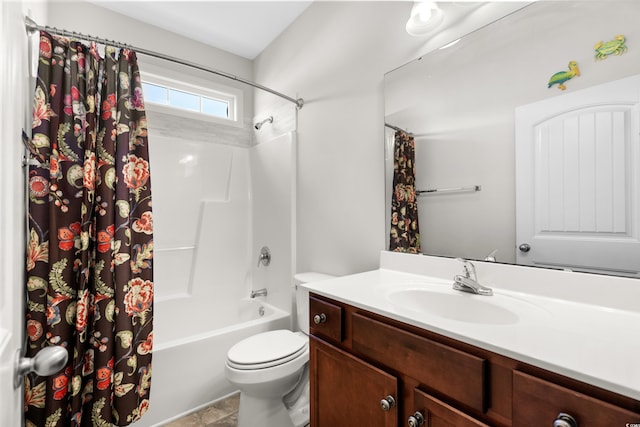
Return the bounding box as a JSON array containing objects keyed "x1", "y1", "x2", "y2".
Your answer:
[
  {"x1": 389, "y1": 130, "x2": 421, "y2": 253},
  {"x1": 24, "y1": 31, "x2": 154, "y2": 426}
]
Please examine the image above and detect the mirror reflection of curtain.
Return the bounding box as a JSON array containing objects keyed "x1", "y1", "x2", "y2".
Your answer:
[
  {"x1": 24, "y1": 31, "x2": 154, "y2": 426},
  {"x1": 389, "y1": 131, "x2": 421, "y2": 253}
]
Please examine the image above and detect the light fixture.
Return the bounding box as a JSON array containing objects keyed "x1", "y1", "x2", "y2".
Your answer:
[{"x1": 406, "y1": 1, "x2": 444, "y2": 36}]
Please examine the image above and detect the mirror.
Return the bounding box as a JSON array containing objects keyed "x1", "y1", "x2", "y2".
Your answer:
[{"x1": 385, "y1": 1, "x2": 640, "y2": 277}]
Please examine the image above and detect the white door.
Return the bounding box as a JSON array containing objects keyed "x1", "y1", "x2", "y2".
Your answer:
[
  {"x1": 516, "y1": 74, "x2": 640, "y2": 276},
  {"x1": 1, "y1": 1, "x2": 29, "y2": 425}
]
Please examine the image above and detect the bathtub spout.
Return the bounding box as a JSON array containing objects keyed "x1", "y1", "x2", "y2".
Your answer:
[{"x1": 250, "y1": 288, "x2": 268, "y2": 298}]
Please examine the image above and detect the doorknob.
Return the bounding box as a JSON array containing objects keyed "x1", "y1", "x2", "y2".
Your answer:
[
  {"x1": 518, "y1": 243, "x2": 531, "y2": 252},
  {"x1": 14, "y1": 346, "x2": 68, "y2": 388}
]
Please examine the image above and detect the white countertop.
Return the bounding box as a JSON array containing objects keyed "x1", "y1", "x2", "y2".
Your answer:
[{"x1": 301, "y1": 252, "x2": 640, "y2": 401}]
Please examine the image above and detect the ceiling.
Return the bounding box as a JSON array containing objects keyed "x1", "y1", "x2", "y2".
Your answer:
[
  {"x1": 87, "y1": 1, "x2": 531, "y2": 61},
  {"x1": 88, "y1": 1, "x2": 313, "y2": 59}
]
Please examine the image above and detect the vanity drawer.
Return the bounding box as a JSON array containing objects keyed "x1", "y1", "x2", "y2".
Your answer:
[
  {"x1": 352, "y1": 313, "x2": 487, "y2": 413},
  {"x1": 513, "y1": 370, "x2": 640, "y2": 426},
  {"x1": 309, "y1": 296, "x2": 343, "y2": 343}
]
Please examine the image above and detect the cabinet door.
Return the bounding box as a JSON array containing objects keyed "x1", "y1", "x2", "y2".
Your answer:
[
  {"x1": 310, "y1": 336, "x2": 398, "y2": 427},
  {"x1": 412, "y1": 388, "x2": 491, "y2": 427}
]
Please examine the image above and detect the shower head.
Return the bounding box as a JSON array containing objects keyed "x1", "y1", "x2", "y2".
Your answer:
[{"x1": 254, "y1": 116, "x2": 273, "y2": 130}]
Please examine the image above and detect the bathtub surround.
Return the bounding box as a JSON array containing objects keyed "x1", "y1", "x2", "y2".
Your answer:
[
  {"x1": 250, "y1": 131, "x2": 297, "y2": 312},
  {"x1": 25, "y1": 32, "x2": 154, "y2": 425},
  {"x1": 138, "y1": 127, "x2": 296, "y2": 424}
]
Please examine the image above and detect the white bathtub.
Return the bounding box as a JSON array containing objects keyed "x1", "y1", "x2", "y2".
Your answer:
[{"x1": 136, "y1": 298, "x2": 291, "y2": 427}]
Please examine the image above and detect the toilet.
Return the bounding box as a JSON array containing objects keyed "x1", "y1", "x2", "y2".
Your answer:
[{"x1": 224, "y1": 272, "x2": 335, "y2": 427}]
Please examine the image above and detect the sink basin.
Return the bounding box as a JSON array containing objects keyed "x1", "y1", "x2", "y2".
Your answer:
[{"x1": 386, "y1": 287, "x2": 544, "y2": 325}]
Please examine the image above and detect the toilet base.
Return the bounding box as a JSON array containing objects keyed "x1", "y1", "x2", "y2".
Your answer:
[
  {"x1": 237, "y1": 393, "x2": 295, "y2": 427},
  {"x1": 285, "y1": 382, "x2": 310, "y2": 427}
]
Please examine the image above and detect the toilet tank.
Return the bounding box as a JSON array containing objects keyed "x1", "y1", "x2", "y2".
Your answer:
[{"x1": 294, "y1": 272, "x2": 336, "y2": 335}]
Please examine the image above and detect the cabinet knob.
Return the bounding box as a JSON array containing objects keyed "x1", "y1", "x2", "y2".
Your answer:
[
  {"x1": 313, "y1": 313, "x2": 327, "y2": 324},
  {"x1": 379, "y1": 395, "x2": 396, "y2": 412},
  {"x1": 408, "y1": 411, "x2": 425, "y2": 427},
  {"x1": 553, "y1": 413, "x2": 578, "y2": 427}
]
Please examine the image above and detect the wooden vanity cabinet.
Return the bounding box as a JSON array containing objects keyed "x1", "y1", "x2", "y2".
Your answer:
[{"x1": 309, "y1": 293, "x2": 640, "y2": 427}]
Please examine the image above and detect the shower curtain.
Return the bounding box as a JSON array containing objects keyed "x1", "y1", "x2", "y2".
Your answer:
[
  {"x1": 389, "y1": 130, "x2": 421, "y2": 253},
  {"x1": 24, "y1": 31, "x2": 154, "y2": 426}
]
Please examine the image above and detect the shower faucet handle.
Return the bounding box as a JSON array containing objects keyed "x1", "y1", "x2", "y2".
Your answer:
[{"x1": 257, "y1": 246, "x2": 271, "y2": 267}]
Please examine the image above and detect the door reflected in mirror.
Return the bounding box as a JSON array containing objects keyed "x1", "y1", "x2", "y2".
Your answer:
[{"x1": 384, "y1": 1, "x2": 640, "y2": 277}]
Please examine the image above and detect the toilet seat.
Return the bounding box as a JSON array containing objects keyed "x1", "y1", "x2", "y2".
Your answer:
[{"x1": 227, "y1": 330, "x2": 307, "y2": 370}]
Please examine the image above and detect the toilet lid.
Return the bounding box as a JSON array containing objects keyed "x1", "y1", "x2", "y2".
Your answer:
[{"x1": 227, "y1": 330, "x2": 307, "y2": 369}]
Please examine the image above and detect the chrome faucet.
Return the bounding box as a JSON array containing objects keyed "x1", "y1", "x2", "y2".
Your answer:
[
  {"x1": 250, "y1": 288, "x2": 268, "y2": 298},
  {"x1": 453, "y1": 258, "x2": 493, "y2": 296}
]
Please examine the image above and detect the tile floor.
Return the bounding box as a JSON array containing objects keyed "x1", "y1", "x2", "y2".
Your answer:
[{"x1": 163, "y1": 393, "x2": 239, "y2": 427}]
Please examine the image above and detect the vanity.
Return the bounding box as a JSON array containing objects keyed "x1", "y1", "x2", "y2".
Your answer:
[{"x1": 303, "y1": 252, "x2": 640, "y2": 427}]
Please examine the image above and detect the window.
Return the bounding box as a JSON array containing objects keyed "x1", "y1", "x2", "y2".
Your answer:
[{"x1": 140, "y1": 71, "x2": 242, "y2": 127}]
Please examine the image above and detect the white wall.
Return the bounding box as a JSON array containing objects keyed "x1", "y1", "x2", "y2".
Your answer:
[
  {"x1": 254, "y1": 2, "x2": 415, "y2": 277},
  {"x1": 253, "y1": 1, "x2": 527, "y2": 276}
]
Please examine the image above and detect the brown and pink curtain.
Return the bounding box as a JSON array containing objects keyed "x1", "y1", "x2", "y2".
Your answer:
[
  {"x1": 24, "y1": 31, "x2": 154, "y2": 426},
  {"x1": 389, "y1": 130, "x2": 421, "y2": 253}
]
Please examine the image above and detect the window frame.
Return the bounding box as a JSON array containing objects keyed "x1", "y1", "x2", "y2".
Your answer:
[{"x1": 141, "y1": 71, "x2": 244, "y2": 128}]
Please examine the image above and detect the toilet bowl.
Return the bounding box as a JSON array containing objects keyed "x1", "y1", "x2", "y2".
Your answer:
[{"x1": 224, "y1": 272, "x2": 335, "y2": 427}]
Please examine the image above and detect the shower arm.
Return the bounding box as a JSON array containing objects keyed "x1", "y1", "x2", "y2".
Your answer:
[{"x1": 254, "y1": 116, "x2": 274, "y2": 130}]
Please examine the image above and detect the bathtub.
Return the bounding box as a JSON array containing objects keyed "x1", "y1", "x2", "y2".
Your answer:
[{"x1": 135, "y1": 298, "x2": 291, "y2": 427}]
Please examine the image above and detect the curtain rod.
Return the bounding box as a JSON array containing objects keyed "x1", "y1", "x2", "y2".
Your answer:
[
  {"x1": 385, "y1": 123, "x2": 412, "y2": 135},
  {"x1": 417, "y1": 185, "x2": 481, "y2": 196},
  {"x1": 24, "y1": 16, "x2": 304, "y2": 110}
]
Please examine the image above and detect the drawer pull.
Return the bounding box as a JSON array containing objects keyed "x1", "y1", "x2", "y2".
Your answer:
[
  {"x1": 380, "y1": 395, "x2": 396, "y2": 412},
  {"x1": 554, "y1": 413, "x2": 578, "y2": 427},
  {"x1": 408, "y1": 411, "x2": 425, "y2": 427},
  {"x1": 313, "y1": 313, "x2": 327, "y2": 324}
]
